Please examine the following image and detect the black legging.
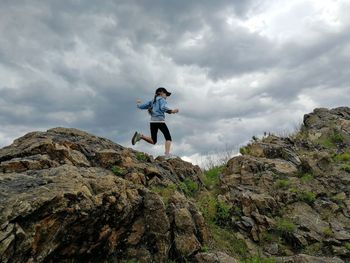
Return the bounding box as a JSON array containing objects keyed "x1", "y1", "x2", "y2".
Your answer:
[{"x1": 150, "y1": 122, "x2": 172, "y2": 144}]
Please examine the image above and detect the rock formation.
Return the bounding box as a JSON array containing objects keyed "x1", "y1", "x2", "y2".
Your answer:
[{"x1": 1, "y1": 107, "x2": 350, "y2": 263}]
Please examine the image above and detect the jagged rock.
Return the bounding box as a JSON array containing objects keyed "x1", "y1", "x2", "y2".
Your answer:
[
  {"x1": 194, "y1": 251, "x2": 238, "y2": 263},
  {"x1": 219, "y1": 107, "x2": 350, "y2": 261},
  {"x1": 275, "y1": 253, "x2": 344, "y2": 263},
  {"x1": 1, "y1": 106, "x2": 350, "y2": 262},
  {"x1": 0, "y1": 127, "x2": 207, "y2": 263}
]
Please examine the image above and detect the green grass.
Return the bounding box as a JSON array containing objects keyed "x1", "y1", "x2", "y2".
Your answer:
[
  {"x1": 275, "y1": 179, "x2": 290, "y2": 189},
  {"x1": 242, "y1": 256, "x2": 276, "y2": 263},
  {"x1": 299, "y1": 191, "x2": 316, "y2": 204},
  {"x1": 111, "y1": 166, "x2": 127, "y2": 176},
  {"x1": 300, "y1": 173, "x2": 313, "y2": 183},
  {"x1": 199, "y1": 245, "x2": 209, "y2": 252},
  {"x1": 196, "y1": 192, "x2": 231, "y2": 226},
  {"x1": 179, "y1": 178, "x2": 199, "y2": 197},
  {"x1": 322, "y1": 227, "x2": 334, "y2": 237},
  {"x1": 333, "y1": 152, "x2": 350, "y2": 162},
  {"x1": 215, "y1": 200, "x2": 231, "y2": 226},
  {"x1": 240, "y1": 146, "x2": 250, "y2": 155},
  {"x1": 203, "y1": 165, "x2": 224, "y2": 190},
  {"x1": 135, "y1": 152, "x2": 148, "y2": 161},
  {"x1": 341, "y1": 164, "x2": 350, "y2": 173},
  {"x1": 276, "y1": 217, "x2": 296, "y2": 234},
  {"x1": 345, "y1": 242, "x2": 350, "y2": 251},
  {"x1": 317, "y1": 131, "x2": 344, "y2": 148},
  {"x1": 209, "y1": 223, "x2": 249, "y2": 260},
  {"x1": 151, "y1": 184, "x2": 177, "y2": 204}
]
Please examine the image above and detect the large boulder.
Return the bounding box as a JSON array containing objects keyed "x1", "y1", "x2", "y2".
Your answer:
[{"x1": 0, "y1": 127, "x2": 207, "y2": 263}]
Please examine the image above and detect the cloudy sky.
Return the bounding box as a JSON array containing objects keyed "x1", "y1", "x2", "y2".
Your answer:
[{"x1": 1, "y1": 0, "x2": 349, "y2": 165}]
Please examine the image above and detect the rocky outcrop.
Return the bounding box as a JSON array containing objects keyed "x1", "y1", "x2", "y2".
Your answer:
[
  {"x1": 1, "y1": 107, "x2": 350, "y2": 263},
  {"x1": 219, "y1": 107, "x2": 350, "y2": 262},
  {"x1": 0, "y1": 127, "x2": 219, "y2": 263}
]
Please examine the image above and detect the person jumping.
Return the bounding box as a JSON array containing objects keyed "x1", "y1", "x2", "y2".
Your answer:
[{"x1": 132, "y1": 87, "x2": 179, "y2": 159}]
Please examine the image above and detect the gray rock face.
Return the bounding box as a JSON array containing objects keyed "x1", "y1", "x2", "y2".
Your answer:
[
  {"x1": 221, "y1": 107, "x2": 350, "y2": 262},
  {"x1": 0, "y1": 127, "x2": 209, "y2": 263}
]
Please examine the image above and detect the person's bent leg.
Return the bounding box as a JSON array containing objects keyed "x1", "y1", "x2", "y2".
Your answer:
[{"x1": 140, "y1": 134, "x2": 155, "y2": 144}]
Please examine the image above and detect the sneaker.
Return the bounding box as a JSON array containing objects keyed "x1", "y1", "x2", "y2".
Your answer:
[
  {"x1": 164, "y1": 153, "x2": 178, "y2": 160},
  {"x1": 131, "y1": 132, "x2": 142, "y2": 145}
]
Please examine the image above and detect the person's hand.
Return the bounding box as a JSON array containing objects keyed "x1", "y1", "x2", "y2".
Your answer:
[
  {"x1": 172, "y1": 109, "x2": 179, "y2": 114},
  {"x1": 136, "y1": 99, "x2": 142, "y2": 104}
]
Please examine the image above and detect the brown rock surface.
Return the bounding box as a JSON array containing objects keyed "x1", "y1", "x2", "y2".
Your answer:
[{"x1": 0, "y1": 127, "x2": 207, "y2": 263}]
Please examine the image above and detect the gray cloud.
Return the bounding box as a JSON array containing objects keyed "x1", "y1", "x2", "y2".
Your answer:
[{"x1": 0, "y1": 0, "x2": 349, "y2": 164}]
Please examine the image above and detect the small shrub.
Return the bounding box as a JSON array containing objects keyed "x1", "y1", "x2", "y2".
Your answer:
[
  {"x1": 152, "y1": 184, "x2": 177, "y2": 204},
  {"x1": 198, "y1": 193, "x2": 218, "y2": 222},
  {"x1": 179, "y1": 178, "x2": 199, "y2": 196},
  {"x1": 288, "y1": 187, "x2": 298, "y2": 193},
  {"x1": 215, "y1": 200, "x2": 231, "y2": 226},
  {"x1": 199, "y1": 245, "x2": 209, "y2": 252},
  {"x1": 300, "y1": 173, "x2": 313, "y2": 183},
  {"x1": 322, "y1": 227, "x2": 333, "y2": 237},
  {"x1": 317, "y1": 131, "x2": 344, "y2": 148},
  {"x1": 333, "y1": 152, "x2": 350, "y2": 162},
  {"x1": 210, "y1": 224, "x2": 249, "y2": 260},
  {"x1": 240, "y1": 146, "x2": 250, "y2": 155},
  {"x1": 111, "y1": 166, "x2": 127, "y2": 176},
  {"x1": 341, "y1": 164, "x2": 350, "y2": 173},
  {"x1": 260, "y1": 231, "x2": 275, "y2": 242},
  {"x1": 243, "y1": 256, "x2": 276, "y2": 263},
  {"x1": 203, "y1": 165, "x2": 224, "y2": 190},
  {"x1": 136, "y1": 152, "x2": 148, "y2": 161},
  {"x1": 299, "y1": 191, "x2": 316, "y2": 204},
  {"x1": 345, "y1": 242, "x2": 350, "y2": 251},
  {"x1": 276, "y1": 217, "x2": 296, "y2": 234},
  {"x1": 330, "y1": 132, "x2": 343, "y2": 143},
  {"x1": 275, "y1": 179, "x2": 289, "y2": 189}
]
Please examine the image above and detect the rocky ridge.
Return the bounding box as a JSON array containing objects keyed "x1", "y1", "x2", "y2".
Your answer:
[
  {"x1": 0, "y1": 128, "x2": 214, "y2": 262},
  {"x1": 219, "y1": 107, "x2": 350, "y2": 262},
  {"x1": 0, "y1": 106, "x2": 350, "y2": 263}
]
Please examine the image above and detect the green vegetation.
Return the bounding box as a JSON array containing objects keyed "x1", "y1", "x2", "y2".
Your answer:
[
  {"x1": 275, "y1": 179, "x2": 290, "y2": 189},
  {"x1": 317, "y1": 131, "x2": 344, "y2": 148},
  {"x1": 300, "y1": 173, "x2": 313, "y2": 183},
  {"x1": 332, "y1": 152, "x2": 350, "y2": 162},
  {"x1": 179, "y1": 178, "x2": 199, "y2": 196},
  {"x1": 152, "y1": 184, "x2": 177, "y2": 204},
  {"x1": 242, "y1": 256, "x2": 276, "y2": 263},
  {"x1": 215, "y1": 200, "x2": 231, "y2": 226},
  {"x1": 299, "y1": 191, "x2": 316, "y2": 204},
  {"x1": 341, "y1": 164, "x2": 350, "y2": 173},
  {"x1": 111, "y1": 166, "x2": 127, "y2": 176},
  {"x1": 276, "y1": 217, "x2": 296, "y2": 234},
  {"x1": 197, "y1": 192, "x2": 218, "y2": 222},
  {"x1": 135, "y1": 152, "x2": 148, "y2": 161},
  {"x1": 196, "y1": 192, "x2": 231, "y2": 226},
  {"x1": 203, "y1": 165, "x2": 224, "y2": 190},
  {"x1": 199, "y1": 245, "x2": 209, "y2": 252},
  {"x1": 260, "y1": 231, "x2": 275, "y2": 243},
  {"x1": 345, "y1": 242, "x2": 350, "y2": 251},
  {"x1": 288, "y1": 187, "x2": 298, "y2": 193},
  {"x1": 240, "y1": 146, "x2": 250, "y2": 155},
  {"x1": 209, "y1": 223, "x2": 249, "y2": 260},
  {"x1": 303, "y1": 242, "x2": 323, "y2": 255},
  {"x1": 322, "y1": 227, "x2": 334, "y2": 237}
]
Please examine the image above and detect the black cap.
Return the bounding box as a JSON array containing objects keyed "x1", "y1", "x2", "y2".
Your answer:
[{"x1": 156, "y1": 87, "x2": 171, "y2": 96}]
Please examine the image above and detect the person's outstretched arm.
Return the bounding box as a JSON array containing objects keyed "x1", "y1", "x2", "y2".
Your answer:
[
  {"x1": 137, "y1": 99, "x2": 152, "y2": 110},
  {"x1": 159, "y1": 98, "x2": 179, "y2": 114}
]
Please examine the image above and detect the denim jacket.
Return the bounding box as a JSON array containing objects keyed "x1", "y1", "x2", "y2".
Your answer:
[{"x1": 137, "y1": 96, "x2": 171, "y2": 122}]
